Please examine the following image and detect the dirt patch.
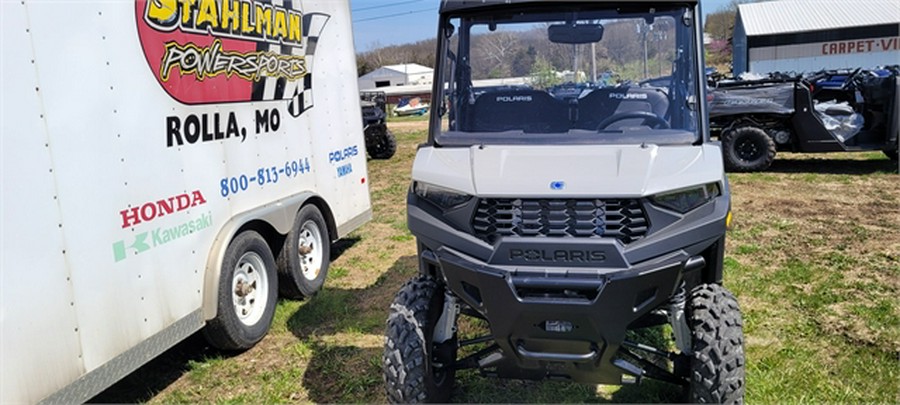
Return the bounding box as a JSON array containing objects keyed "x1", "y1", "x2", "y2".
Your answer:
[{"x1": 728, "y1": 153, "x2": 900, "y2": 365}]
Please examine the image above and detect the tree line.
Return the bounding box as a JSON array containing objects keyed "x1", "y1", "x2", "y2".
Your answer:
[
  {"x1": 357, "y1": 20, "x2": 677, "y2": 82},
  {"x1": 357, "y1": 0, "x2": 760, "y2": 80}
]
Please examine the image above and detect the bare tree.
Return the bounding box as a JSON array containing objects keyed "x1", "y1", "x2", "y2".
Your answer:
[{"x1": 472, "y1": 31, "x2": 520, "y2": 78}]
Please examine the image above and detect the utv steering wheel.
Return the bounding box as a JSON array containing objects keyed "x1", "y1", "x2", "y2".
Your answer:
[
  {"x1": 596, "y1": 111, "x2": 670, "y2": 130},
  {"x1": 840, "y1": 68, "x2": 863, "y2": 90}
]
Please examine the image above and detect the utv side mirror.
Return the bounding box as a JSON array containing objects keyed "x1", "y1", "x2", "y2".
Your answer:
[{"x1": 548, "y1": 23, "x2": 604, "y2": 44}]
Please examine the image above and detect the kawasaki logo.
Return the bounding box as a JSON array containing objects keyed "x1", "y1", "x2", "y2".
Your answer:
[
  {"x1": 509, "y1": 249, "x2": 606, "y2": 263},
  {"x1": 112, "y1": 211, "x2": 213, "y2": 263}
]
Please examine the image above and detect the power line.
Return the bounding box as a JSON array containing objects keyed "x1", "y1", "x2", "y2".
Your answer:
[
  {"x1": 353, "y1": 7, "x2": 437, "y2": 23},
  {"x1": 352, "y1": 0, "x2": 425, "y2": 13}
]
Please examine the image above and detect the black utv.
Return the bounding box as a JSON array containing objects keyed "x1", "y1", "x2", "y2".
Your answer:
[
  {"x1": 360, "y1": 91, "x2": 397, "y2": 159},
  {"x1": 709, "y1": 68, "x2": 900, "y2": 172}
]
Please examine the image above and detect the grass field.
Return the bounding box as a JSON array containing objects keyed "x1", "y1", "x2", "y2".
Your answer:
[{"x1": 93, "y1": 123, "x2": 899, "y2": 403}]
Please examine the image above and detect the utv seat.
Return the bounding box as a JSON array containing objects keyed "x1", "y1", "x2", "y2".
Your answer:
[
  {"x1": 575, "y1": 87, "x2": 670, "y2": 130},
  {"x1": 466, "y1": 90, "x2": 570, "y2": 133}
]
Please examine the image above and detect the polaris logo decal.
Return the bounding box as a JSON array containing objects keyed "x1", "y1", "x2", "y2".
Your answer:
[
  {"x1": 496, "y1": 95, "x2": 533, "y2": 102},
  {"x1": 509, "y1": 249, "x2": 606, "y2": 263},
  {"x1": 609, "y1": 93, "x2": 648, "y2": 100},
  {"x1": 550, "y1": 181, "x2": 566, "y2": 190}
]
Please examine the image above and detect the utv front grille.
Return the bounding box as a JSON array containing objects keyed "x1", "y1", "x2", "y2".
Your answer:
[{"x1": 472, "y1": 199, "x2": 648, "y2": 244}]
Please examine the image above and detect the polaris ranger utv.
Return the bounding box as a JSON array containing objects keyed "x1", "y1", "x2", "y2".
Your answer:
[
  {"x1": 383, "y1": 0, "x2": 744, "y2": 403},
  {"x1": 709, "y1": 68, "x2": 900, "y2": 172}
]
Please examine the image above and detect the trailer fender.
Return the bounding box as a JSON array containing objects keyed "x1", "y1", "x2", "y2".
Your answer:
[{"x1": 201, "y1": 192, "x2": 329, "y2": 321}]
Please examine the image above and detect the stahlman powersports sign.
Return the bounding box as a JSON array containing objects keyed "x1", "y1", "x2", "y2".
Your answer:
[{"x1": 136, "y1": 0, "x2": 329, "y2": 117}]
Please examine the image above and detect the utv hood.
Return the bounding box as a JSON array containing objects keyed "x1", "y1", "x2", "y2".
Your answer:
[{"x1": 411, "y1": 144, "x2": 724, "y2": 198}]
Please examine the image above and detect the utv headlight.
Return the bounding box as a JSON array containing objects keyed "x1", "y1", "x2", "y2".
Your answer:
[
  {"x1": 413, "y1": 182, "x2": 472, "y2": 209},
  {"x1": 650, "y1": 183, "x2": 721, "y2": 213}
]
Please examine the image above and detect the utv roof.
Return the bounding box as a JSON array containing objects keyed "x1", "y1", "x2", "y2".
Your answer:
[{"x1": 440, "y1": 0, "x2": 698, "y2": 13}]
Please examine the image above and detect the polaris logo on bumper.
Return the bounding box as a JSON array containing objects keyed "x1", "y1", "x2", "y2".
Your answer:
[
  {"x1": 493, "y1": 242, "x2": 625, "y2": 268},
  {"x1": 509, "y1": 249, "x2": 606, "y2": 263}
]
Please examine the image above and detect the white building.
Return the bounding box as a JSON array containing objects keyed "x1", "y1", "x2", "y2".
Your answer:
[
  {"x1": 357, "y1": 63, "x2": 434, "y2": 90},
  {"x1": 733, "y1": 0, "x2": 900, "y2": 75}
]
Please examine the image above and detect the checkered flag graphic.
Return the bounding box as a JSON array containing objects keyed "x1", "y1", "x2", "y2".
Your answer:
[{"x1": 288, "y1": 12, "x2": 330, "y2": 118}]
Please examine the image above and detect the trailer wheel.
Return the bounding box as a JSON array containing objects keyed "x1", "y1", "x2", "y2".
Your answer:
[
  {"x1": 365, "y1": 125, "x2": 397, "y2": 160},
  {"x1": 722, "y1": 126, "x2": 776, "y2": 172},
  {"x1": 277, "y1": 205, "x2": 331, "y2": 299},
  {"x1": 383, "y1": 276, "x2": 457, "y2": 403},
  {"x1": 686, "y1": 283, "x2": 745, "y2": 404},
  {"x1": 885, "y1": 149, "x2": 898, "y2": 161},
  {"x1": 203, "y1": 231, "x2": 278, "y2": 350}
]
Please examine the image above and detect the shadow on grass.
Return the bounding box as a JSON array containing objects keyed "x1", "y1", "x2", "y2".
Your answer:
[
  {"x1": 89, "y1": 237, "x2": 365, "y2": 404},
  {"x1": 88, "y1": 334, "x2": 222, "y2": 403},
  {"x1": 295, "y1": 255, "x2": 686, "y2": 403},
  {"x1": 765, "y1": 156, "x2": 897, "y2": 174},
  {"x1": 331, "y1": 235, "x2": 362, "y2": 260}
]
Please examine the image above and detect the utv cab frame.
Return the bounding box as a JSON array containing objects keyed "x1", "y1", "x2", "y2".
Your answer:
[{"x1": 382, "y1": 0, "x2": 745, "y2": 403}]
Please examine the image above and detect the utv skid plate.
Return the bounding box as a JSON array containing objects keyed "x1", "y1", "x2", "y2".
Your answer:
[{"x1": 424, "y1": 247, "x2": 705, "y2": 385}]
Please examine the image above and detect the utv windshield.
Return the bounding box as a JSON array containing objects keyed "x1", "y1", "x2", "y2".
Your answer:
[{"x1": 434, "y1": 4, "x2": 702, "y2": 146}]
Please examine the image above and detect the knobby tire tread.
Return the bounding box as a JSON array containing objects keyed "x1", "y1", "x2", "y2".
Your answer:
[
  {"x1": 688, "y1": 284, "x2": 746, "y2": 404},
  {"x1": 723, "y1": 126, "x2": 776, "y2": 172},
  {"x1": 383, "y1": 275, "x2": 453, "y2": 403}
]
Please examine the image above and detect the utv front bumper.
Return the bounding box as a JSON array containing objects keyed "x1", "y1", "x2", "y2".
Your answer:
[
  {"x1": 424, "y1": 244, "x2": 708, "y2": 384},
  {"x1": 407, "y1": 192, "x2": 730, "y2": 384}
]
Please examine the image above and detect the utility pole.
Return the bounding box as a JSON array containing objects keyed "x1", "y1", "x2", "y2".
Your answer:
[
  {"x1": 591, "y1": 42, "x2": 597, "y2": 82},
  {"x1": 573, "y1": 44, "x2": 579, "y2": 82},
  {"x1": 637, "y1": 22, "x2": 649, "y2": 79},
  {"x1": 643, "y1": 24, "x2": 649, "y2": 78}
]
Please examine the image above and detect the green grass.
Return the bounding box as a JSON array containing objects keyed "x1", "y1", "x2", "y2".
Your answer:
[{"x1": 95, "y1": 132, "x2": 898, "y2": 404}]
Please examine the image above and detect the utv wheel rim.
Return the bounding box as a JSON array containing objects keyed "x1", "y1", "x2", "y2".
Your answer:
[
  {"x1": 232, "y1": 251, "x2": 269, "y2": 326},
  {"x1": 736, "y1": 136, "x2": 763, "y2": 162},
  {"x1": 298, "y1": 220, "x2": 324, "y2": 281}
]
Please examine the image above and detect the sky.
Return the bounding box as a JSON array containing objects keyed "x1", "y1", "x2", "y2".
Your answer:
[{"x1": 350, "y1": 0, "x2": 738, "y2": 52}]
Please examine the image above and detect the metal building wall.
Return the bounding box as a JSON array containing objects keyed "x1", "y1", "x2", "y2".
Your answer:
[{"x1": 733, "y1": 0, "x2": 900, "y2": 75}]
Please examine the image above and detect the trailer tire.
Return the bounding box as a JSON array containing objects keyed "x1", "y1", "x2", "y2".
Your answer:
[
  {"x1": 203, "y1": 231, "x2": 278, "y2": 350},
  {"x1": 884, "y1": 149, "x2": 898, "y2": 161},
  {"x1": 687, "y1": 284, "x2": 745, "y2": 404},
  {"x1": 277, "y1": 205, "x2": 330, "y2": 299},
  {"x1": 383, "y1": 276, "x2": 457, "y2": 403},
  {"x1": 366, "y1": 125, "x2": 397, "y2": 160},
  {"x1": 722, "y1": 126, "x2": 776, "y2": 172}
]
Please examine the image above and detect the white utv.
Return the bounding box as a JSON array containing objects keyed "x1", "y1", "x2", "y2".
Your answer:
[{"x1": 382, "y1": 0, "x2": 745, "y2": 402}]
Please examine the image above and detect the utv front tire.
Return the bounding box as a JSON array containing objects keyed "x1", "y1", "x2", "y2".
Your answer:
[
  {"x1": 885, "y1": 149, "x2": 898, "y2": 161},
  {"x1": 687, "y1": 284, "x2": 745, "y2": 404},
  {"x1": 722, "y1": 126, "x2": 776, "y2": 172},
  {"x1": 366, "y1": 125, "x2": 397, "y2": 160},
  {"x1": 383, "y1": 276, "x2": 457, "y2": 403}
]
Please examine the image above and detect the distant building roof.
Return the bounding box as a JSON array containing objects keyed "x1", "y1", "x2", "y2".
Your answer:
[
  {"x1": 738, "y1": 0, "x2": 900, "y2": 37},
  {"x1": 380, "y1": 63, "x2": 434, "y2": 75},
  {"x1": 373, "y1": 77, "x2": 530, "y2": 97}
]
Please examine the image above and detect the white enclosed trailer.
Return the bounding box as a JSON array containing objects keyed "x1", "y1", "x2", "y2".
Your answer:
[{"x1": 1, "y1": 0, "x2": 371, "y2": 403}]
